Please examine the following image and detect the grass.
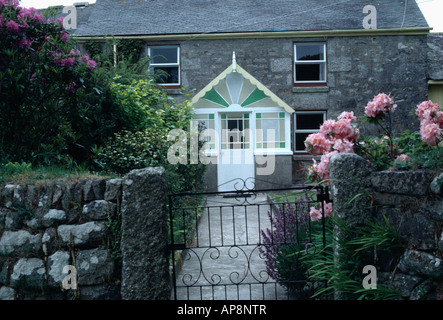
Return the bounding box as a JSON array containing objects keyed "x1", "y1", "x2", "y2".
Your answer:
[
  {"x1": 268, "y1": 190, "x2": 316, "y2": 204},
  {"x1": 0, "y1": 161, "x2": 114, "y2": 186}
]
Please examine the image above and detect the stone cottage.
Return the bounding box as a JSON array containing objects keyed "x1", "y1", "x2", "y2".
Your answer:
[{"x1": 64, "y1": 0, "x2": 441, "y2": 189}]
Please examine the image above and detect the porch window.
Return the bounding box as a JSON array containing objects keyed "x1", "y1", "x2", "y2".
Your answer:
[
  {"x1": 294, "y1": 43, "x2": 326, "y2": 85},
  {"x1": 148, "y1": 46, "x2": 180, "y2": 85},
  {"x1": 294, "y1": 111, "x2": 326, "y2": 152},
  {"x1": 256, "y1": 112, "x2": 286, "y2": 149},
  {"x1": 191, "y1": 114, "x2": 216, "y2": 150}
]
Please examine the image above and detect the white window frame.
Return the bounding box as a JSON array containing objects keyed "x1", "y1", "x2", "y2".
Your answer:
[
  {"x1": 293, "y1": 111, "x2": 327, "y2": 153},
  {"x1": 147, "y1": 45, "x2": 180, "y2": 86},
  {"x1": 294, "y1": 42, "x2": 327, "y2": 84}
]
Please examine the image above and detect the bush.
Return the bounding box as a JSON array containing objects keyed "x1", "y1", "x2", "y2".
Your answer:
[
  {"x1": 259, "y1": 192, "x2": 316, "y2": 294},
  {"x1": 0, "y1": 1, "x2": 101, "y2": 165},
  {"x1": 95, "y1": 79, "x2": 206, "y2": 193}
]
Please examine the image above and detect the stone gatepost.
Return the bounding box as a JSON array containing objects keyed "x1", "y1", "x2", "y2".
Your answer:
[
  {"x1": 120, "y1": 167, "x2": 170, "y2": 300},
  {"x1": 329, "y1": 153, "x2": 375, "y2": 299}
]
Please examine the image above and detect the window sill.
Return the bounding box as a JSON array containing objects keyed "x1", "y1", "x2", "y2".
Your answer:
[
  {"x1": 164, "y1": 88, "x2": 182, "y2": 95},
  {"x1": 292, "y1": 153, "x2": 321, "y2": 161},
  {"x1": 254, "y1": 149, "x2": 293, "y2": 156},
  {"x1": 292, "y1": 86, "x2": 329, "y2": 93}
]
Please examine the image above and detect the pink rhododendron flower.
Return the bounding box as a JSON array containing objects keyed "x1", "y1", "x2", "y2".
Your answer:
[
  {"x1": 420, "y1": 120, "x2": 442, "y2": 146},
  {"x1": 416, "y1": 100, "x2": 441, "y2": 121},
  {"x1": 6, "y1": 20, "x2": 20, "y2": 33},
  {"x1": 395, "y1": 154, "x2": 409, "y2": 162},
  {"x1": 309, "y1": 202, "x2": 332, "y2": 222},
  {"x1": 416, "y1": 100, "x2": 443, "y2": 128},
  {"x1": 338, "y1": 111, "x2": 357, "y2": 121},
  {"x1": 58, "y1": 32, "x2": 69, "y2": 42},
  {"x1": 319, "y1": 119, "x2": 337, "y2": 137},
  {"x1": 18, "y1": 38, "x2": 32, "y2": 49},
  {"x1": 305, "y1": 132, "x2": 332, "y2": 156},
  {"x1": 315, "y1": 151, "x2": 338, "y2": 181},
  {"x1": 309, "y1": 207, "x2": 322, "y2": 222},
  {"x1": 333, "y1": 138, "x2": 354, "y2": 153},
  {"x1": 86, "y1": 59, "x2": 97, "y2": 70},
  {"x1": 365, "y1": 93, "x2": 396, "y2": 118}
]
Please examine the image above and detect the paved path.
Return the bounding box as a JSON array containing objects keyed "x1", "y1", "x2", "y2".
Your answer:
[{"x1": 174, "y1": 193, "x2": 290, "y2": 300}]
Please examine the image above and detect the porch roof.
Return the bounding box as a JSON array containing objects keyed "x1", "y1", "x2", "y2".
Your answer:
[{"x1": 191, "y1": 63, "x2": 294, "y2": 113}]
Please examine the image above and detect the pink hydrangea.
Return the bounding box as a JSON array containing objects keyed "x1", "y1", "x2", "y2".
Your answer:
[{"x1": 365, "y1": 93, "x2": 396, "y2": 118}]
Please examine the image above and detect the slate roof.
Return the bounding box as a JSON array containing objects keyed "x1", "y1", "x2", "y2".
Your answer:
[{"x1": 74, "y1": 0, "x2": 429, "y2": 37}]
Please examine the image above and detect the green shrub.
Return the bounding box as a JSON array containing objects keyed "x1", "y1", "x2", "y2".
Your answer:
[{"x1": 94, "y1": 78, "x2": 206, "y2": 193}]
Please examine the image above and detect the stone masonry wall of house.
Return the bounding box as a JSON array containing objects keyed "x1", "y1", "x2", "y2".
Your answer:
[
  {"x1": 0, "y1": 167, "x2": 170, "y2": 300},
  {"x1": 142, "y1": 34, "x2": 428, "y2": 182},
  {"x1": 330, "y1": 153, "x2": 443, "y2": 300}
]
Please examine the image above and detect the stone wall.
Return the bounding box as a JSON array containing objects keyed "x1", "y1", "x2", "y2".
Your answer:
[
  {"x1": 428, "y1": 33, "x2": 443, "y2": 80},
  {"x1": 330, "y1": 153, "x2": 443, "y2": 300},
  {"x1": 152, "y1": 34, "x2": 428, "y2": 182},
  {"x1": 0, "y1": 177, "x2": 122, "y2": 300},
  {"x1": 0, "y1": 168, "x2": 170, "y2": 300}
]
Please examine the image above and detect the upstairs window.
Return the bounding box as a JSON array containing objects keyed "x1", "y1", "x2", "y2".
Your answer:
[
  {"x1": 148, "y1": 46, "x2": 180, "y2": 86},
  {"x1": 294, "y1": 43, "x2": 326, "y2": 86}
]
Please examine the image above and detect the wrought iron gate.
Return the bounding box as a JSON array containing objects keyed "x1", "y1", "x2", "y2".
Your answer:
[{"x1": 168, "y1": 180, "x2": 330, "y2": 300}]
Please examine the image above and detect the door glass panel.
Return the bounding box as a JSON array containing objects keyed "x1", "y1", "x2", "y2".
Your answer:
[{"x1": 220, "y1": 113, "x2": 250, "y2": 150}]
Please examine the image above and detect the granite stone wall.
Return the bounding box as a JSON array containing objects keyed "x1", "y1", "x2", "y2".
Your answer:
[
  {"x1": 0, "y1": 168, "x2": 170, "y2": 300},
  {"x1": 330, "y1": 153, "x2": 443, "y2": 300},
  {"x1": 148, "y1": 34, "x2": 429, "y2": 182}
]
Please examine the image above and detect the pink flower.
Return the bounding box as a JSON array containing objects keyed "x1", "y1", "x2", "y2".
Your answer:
[
  {"x1": 305, "y1": 132, "x2": 332, "y2": 156},
  {"x1": 309, "y1": 207, "x2": 322, "y2": 222},
  {"x1": 6, "y1": 20, "x2": 20, "y2": 33},
  {"x1": 338, "y1": 111, "x2": 357, "y2": 121},
  {"x1": 17, "y1": 7, "x2": 44, "y2": 23},
  {"x1": 420, "y1": 120, "x2": 442, "y2": 146},
  {"x1": 58, "y1": 32, "x2": 69, "y2": 42},
  {"x1": 86, "y1": 59, "x2": 97, "y2": 70},
  {"x1": 66, "y1": 81, "x2": 77, "y2": 93},
  {"x1": 395, "y1": 154, "x2": 409, "y2": 162},
  {"x1": 365, "y1": 93, "x2": 396, "y2": 118},
  {"x1": 314, "y1": 151, "x2": 338, "y2": 181},
  {"x1": 18, "y1": 38, "x2": 32, "y2": 49},
  {"x1": 319, "y1": 119, "x2": 337, "y2": 137},
  {"x1": 309, "y1": 202, "x2": 332, "y2": 222},
  {"x1": 70, "y1": 49, "x2": 81, "y2": 56},
  {"x1": 333, "y1": 138, "x2": 354, "y2": 153}
]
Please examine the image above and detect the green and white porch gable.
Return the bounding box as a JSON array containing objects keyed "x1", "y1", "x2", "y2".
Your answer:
[{"x1": 191, "y1": 53, "x2": 293, "y2": 191}]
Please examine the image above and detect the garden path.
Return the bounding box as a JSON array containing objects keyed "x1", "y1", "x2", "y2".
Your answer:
[{"x1": 174, "y1": 193, "x2": 290, "y2": 300}]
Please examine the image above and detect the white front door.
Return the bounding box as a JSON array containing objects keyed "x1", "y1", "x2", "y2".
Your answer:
[{"x1": 218, "y1": 112, "x2": 255, "y2": 191}]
